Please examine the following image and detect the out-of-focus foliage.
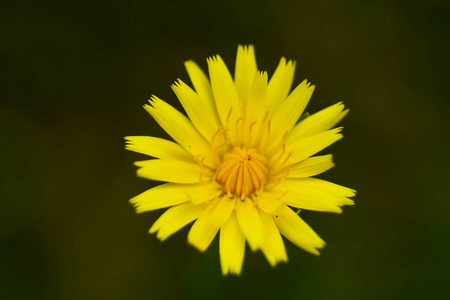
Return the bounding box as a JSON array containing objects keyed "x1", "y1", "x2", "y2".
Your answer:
[{"x1": 1, "y1": 0, "x2": 448, "y2": 299}]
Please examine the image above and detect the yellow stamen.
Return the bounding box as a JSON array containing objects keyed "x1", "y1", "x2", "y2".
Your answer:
[
  {"x1": 214, "y1": 147, "x2": 267, "y2": 199},
  {"x1": 194, "y1": 155, "x2": 205, "y2": 182},
  {"x1": 266, "y1": 131, "x2": 288, "y2": 157}
]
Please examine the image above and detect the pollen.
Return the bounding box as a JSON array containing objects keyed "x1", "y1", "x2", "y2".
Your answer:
[{"x1": 214, "y1": 147, "x2": 267, "y2": 199}]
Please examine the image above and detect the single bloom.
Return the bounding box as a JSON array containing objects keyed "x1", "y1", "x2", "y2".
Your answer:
[{"x1": 126, "y1": 45, "x2": 355, "y2": 275}]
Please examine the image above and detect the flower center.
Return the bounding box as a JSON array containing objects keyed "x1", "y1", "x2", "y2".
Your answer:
[{"x1": 214, "y1": 148, "x2": 267, "y2": 199}]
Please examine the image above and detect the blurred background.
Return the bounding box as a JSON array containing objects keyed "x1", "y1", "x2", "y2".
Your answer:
[{"x1": 1, "y1": 0, "x2": 449, "y2": 299}]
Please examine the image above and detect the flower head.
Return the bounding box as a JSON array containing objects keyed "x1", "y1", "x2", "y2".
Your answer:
[{"x1": 126, "y1": 45, "x2": 355, "y2": 275}]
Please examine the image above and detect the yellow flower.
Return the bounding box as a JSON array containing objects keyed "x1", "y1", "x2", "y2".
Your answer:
[{"x1": 126, "y1": 45, "x2": 355, "y2": 275}]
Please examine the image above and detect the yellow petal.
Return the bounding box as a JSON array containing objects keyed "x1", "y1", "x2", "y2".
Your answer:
[
  {"x1": 281, "y1": 179, "x2": 355, "y2": 213},
  {"x1": 135, "y1": 159, "x2": 207, "y2": 184},
  {"x1": 187, "y1": 204, "x2": 220, "y2": 252},
  {"x1": 236, "y1": 198, "x2": 264, "y2": 251},
  {"x1": 246, "y1": 71, "x2": 268, "y2": 124},
  {"x1": 256, "y1": 187, "x2": 286, "y2": 215},
  {"x1": 258, "y1": 208, "x2": 287, "y2": 266},
  {"x1": 187, "y1": 183, "x2": 223, "y2": 205},
  {"x1": 288, "y1": 155, "x2": 334, "y2": 178},
  {"x1": 287, "y1": 128, "x2": 343, "y2": 164},
  {"x1": 171, "y1": 79, "x2": 220, "y2": 139},
  {"x1": 144, "y1": 97, "x2": 212, "y2": 165},
  {"x1": 267, "y1": 57, "x2": 296, "y2": 112},
  {"x1": 184, "y1": 60, "x2": 217, "y2": 121},
  {"x1": 220, "y1": 211, "x2": 245, "y2": 275},
  {"x1": 274, "y1": 205, "x2": 325, "y2": 255},
  {"x1": 150, "y1": 202, "x2": 208, "y2": 241},
  {"x1": 293, "y1": 178, "x2": 356, "y2": 197},
  {"x1": 270, "y1": 80, "x2": 314, "y2": 139},
  {"x1": 130, "y1": 182, "x2": 221, "y2": 213},
  {"x1": 288, "y1": 102, "x2": 348, "y2": 141},
  {"x1": 210, "y1": 197, "x2": 236, "y2": 227},
  {"x1": 207, "y1": 55, "x2": 241, "y2": 142},
  {"x1": 130, "y1": 183, "x2": 188, "y2": 213},
  {"x1": 235, "y1": 45, "x2": 257, "y2": 107},
  {"x1": 125, "y1": 136, "x2": 192, "y2": 161}
]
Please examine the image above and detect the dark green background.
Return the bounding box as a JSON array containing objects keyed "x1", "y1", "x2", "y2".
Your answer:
[{"x1": 1, "y1": 0, "x2": 449, "y2": 299}]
